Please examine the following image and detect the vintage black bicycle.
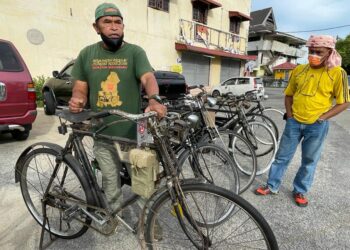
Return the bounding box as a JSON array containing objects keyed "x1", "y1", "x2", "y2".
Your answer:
[
  {"x1": 209, "y1": 92, "x2": 278, "y2": 176},
  {"x1": 167, "y1": 88, "x2": 258, "y2": 193},
  {"x1": 15, "y1": 108, "x2": 278, "y2": 249}
]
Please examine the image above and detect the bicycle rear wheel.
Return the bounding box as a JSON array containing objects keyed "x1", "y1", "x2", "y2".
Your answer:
[
  {"x1": 17, "y1": 147, "x2": 94, "y2": 239},
  {"x1": 216, "y1": 130, "x2": 257, "y2": 193},
  {"x1": 177, "y1": 143, "x2": 239, "y2": 194},
  {"x1": 246, "y1": 113, "x2": 279, "y2": 143},
  {"x1": 236, "y1": 121, "x2": 277, "y2": 175},
  {"x1": 262, "y1": 108, "x2": 284, "y2": 141},
  {"x1": 81, "y1": 135, "x2": 95, "y2": 162},
  {"x1": 145, "y1": 183, "x2": 278, "y2": 249}
]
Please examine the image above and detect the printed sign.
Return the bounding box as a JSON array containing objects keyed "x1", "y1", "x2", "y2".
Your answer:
[{"x1": 137, "y1": 119, "x2": 153, "y2": 147}]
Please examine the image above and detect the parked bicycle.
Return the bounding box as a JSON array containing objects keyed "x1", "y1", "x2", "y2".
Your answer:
[
  {"x1": 167, "y1": 87, "x2": 257, "y2": 193},
  {"x1": 15, "y1": 108, "x2": 278, "y2": 249},
  {"x1": 244, "y1": 90, "x2": 284, "y2": 141},
  {"x1": 208, "y1": 91, "x2": 278, "y2": 176}
]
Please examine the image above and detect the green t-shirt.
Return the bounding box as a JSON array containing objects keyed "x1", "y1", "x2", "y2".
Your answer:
[{"x1": 71, "y1": 42, "x2": 153, "y2": 139}]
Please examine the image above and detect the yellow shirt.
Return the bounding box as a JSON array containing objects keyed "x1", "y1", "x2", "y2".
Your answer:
[{"x1": 284, "y1": 64, "x2": 349, "y2": 124}]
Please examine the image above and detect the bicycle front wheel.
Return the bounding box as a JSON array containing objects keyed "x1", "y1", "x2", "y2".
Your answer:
[
  {"x1": 17, "y1": 147, "x2": 94, "y2": 239},
  {"x1": 177, "y1": 143, "x2": 239, "y2": 194},
  {"x1": 145, "y1": 183, "x2": 278, "y2": 249}
]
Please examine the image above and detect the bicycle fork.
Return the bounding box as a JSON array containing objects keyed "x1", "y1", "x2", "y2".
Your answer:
[{"x1": 167, "y1": 180, "x2": 212, "y2": 249}]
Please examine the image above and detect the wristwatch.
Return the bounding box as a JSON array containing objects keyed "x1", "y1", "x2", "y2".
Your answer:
[{"x1": 148, "y1": 94, "x2": 163, "y2": 104}]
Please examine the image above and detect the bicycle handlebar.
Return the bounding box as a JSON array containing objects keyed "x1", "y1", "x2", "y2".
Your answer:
[
  {"x1": 108, "y1": 109, "x2": 157, "y2": 121},
  {"x1": 57, "y1": 108, "x2": 157, "y2": 124}
]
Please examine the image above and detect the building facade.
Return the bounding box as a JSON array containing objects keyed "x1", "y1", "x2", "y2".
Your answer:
[
  {"x1": 247, "y1": 7, "x2": 306, "y2": 77},
  {"x1": 0, "y1": 0, "x2": 254, "y2": 87}
]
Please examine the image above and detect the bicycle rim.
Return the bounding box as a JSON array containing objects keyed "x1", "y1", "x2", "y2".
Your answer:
[
  {"x1": 262, "y1": 108, "x2": 284, "y2": 141},
  {"x1": 145, "y1": 183, "x2": 278, "y2": 249},
  {"x1": 178, "y1": 143, "x2": 239, "y2": 194},
  {"x1": 246, "y1": 113, "x2": 279, "y2": 143},
  {"x1": 219, "y1": 130, "x2": 257, "y2": 193},
  {"x1": 18, "y1": 148, "x2": 92, "y2": 239},
  {"x1": 236, "y1": 122, "x2": 277, "y2": 175}
]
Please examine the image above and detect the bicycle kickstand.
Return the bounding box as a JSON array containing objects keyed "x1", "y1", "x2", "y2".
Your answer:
[{"x1": 39, "y1": 198, "x2": 56, "y2": 250}]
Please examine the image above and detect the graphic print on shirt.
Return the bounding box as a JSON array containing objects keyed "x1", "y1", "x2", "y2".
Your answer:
[{"x1": 96, "y1": 72, "x2": 123, "y2": 107}]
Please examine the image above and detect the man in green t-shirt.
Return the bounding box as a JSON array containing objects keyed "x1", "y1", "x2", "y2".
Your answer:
[{"x1": 69, "y1": 3, "x2": 166, "y2": 213}]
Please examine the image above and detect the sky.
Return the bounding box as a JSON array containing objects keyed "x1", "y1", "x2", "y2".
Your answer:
[
  {"x1": 251, "y1": 0, "x2": 350, "y2": 63},
  {"x1": 251, "y1": 0, "x2": 350, "y2": 40}
]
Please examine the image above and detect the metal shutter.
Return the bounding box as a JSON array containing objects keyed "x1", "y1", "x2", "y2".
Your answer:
[
  {"x1": 220, "y1": 58, "x2": 240, "y2": 82},
  {"x1": 181, "y1": 53, "x2": 210, "y2": 86}
]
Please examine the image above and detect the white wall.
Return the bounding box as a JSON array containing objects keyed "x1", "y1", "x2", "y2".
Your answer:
[{"x1": 0, "y1": 0, "x2": 251, "y2": 80}]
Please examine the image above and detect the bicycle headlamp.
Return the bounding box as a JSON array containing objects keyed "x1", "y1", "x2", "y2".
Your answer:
[{"x1": 207, "y1": 97, "x2": 217, "y2": 107}]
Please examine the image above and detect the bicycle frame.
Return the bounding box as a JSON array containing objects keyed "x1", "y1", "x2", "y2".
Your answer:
[{"x1": 36, "y1": 109, "x2": 211, "y2": 248}]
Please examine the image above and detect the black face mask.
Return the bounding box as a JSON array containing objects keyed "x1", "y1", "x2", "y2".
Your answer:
[{"x1": 100, "y1": 34, "x2": 124, "y2": 52}]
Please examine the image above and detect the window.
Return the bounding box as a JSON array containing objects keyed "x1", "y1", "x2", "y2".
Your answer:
[
  {"x1": 237, "y1": 78, "x2": 249, "y2": 85},
  {"x1": 60, "y1": 63, "x2": 74, "y2": 79},
  {"x1": 0, "y1": 42, "x2": 22, "y2": 72},
  {"x1": 230, "y1": 19, "x2": 241, "y2": 34},
  {"x1": 248, "y1": 36, "x2": 260, "y2": 42},
  {"x1": 192, "y1": 1, "x2": 208, "y2": 24},
  {"x1": 148, "y1": 0, "x2": 169, "y2": 12},
  {"x1": 223, "y1": 79, "x2": 236, "y2": 86}
]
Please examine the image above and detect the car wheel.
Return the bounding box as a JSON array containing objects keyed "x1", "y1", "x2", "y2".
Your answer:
[
  {"x1": 212, "y1": 90, "x2": 220, "y2": 97},
  {"x1": 43, "y1": 90, "x2": 56, "y2": 115},
  {"x1": 11, "y1": 129, "x2": 30, "y2": 141}
]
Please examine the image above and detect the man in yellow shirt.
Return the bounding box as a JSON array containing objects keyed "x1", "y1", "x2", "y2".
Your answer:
[{"x1": 255, "y1": 35, "x2": 349, "y2": 207}]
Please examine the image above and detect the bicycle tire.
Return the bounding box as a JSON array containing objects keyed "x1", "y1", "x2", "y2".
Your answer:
[
  {"x1": 217, "y1": 129, "x2": 257, "y2": 193},
  {"x1": 177, "y1": 143, "x2": 240, "y2": 194},
  {"x1": 235, "y1": 121, "x2": 277, "y2": 175},
  {"x1": 18, "y1": 147, "x2": 95, "y2": 239},
  {"x1": 144, "y1": 183, "x2": 278, "y2": 249},
  {"x1": 261, "y1": 108, "x2": 284, "y2": 141},
  {"x1": 246, "y1": 113, "x2": 279, "y2": 143}
]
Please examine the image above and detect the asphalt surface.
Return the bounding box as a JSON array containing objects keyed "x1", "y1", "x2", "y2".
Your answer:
[{"x1": 0, "y1": 88, "x2": 350, "y2": 249}]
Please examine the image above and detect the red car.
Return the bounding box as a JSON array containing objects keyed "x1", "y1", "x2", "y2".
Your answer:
[{"x1": 0, "y1": 39, "x2": 37, "y2": 140}]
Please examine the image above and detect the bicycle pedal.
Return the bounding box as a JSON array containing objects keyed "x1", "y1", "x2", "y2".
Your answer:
[
  {"x1": 101, "y1": 218, "x2": 119, "y2": 234},
  {"x1": 63, "y1": 204, "x2": 80, "y2": 221}
]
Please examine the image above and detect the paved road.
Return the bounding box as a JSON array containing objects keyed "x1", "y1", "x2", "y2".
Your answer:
[{"x1": 1, "y1": 88, "x2": 350, "y2": 249}]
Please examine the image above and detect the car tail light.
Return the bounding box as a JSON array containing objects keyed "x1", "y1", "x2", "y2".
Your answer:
[
  {"x1": 27, "y1": 82, "x2": 36, "y2": 101},
  {"x1": 254, "y1": 79, "x2": 257, "y2": 89}
]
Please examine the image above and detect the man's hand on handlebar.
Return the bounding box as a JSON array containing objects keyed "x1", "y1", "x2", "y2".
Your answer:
[
  {"x1": 145, "y1": 99, "x2": 167, "y2": 118},
  {"x1": 69, "y1": 97, "x2": 85, "y2": 113}
]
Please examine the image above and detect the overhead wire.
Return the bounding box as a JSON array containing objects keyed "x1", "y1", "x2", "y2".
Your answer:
[{"x1": 284, "y1": 24, "x2": 350, "y2": 33}]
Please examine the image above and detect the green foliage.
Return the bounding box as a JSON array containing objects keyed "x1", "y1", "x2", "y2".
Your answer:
[
  {"x1": 33, "y1": 75, "x2": 49, "y2": 106},
  {"x1": 336, "y1": 34, "x2": 350, "y2": 74}
]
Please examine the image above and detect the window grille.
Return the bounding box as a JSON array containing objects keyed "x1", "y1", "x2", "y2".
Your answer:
[{"x1": 148, "y1": 0, "x2": 169, "y2": 12}]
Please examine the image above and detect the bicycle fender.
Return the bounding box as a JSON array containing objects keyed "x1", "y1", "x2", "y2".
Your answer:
[{"x1": 14, "y1": 142, "x2": 63, "y2": 183}]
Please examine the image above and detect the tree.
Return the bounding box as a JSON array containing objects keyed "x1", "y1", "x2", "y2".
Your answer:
[{"x1": 336, "y1": 34, "x2": 350, "y2": 74}]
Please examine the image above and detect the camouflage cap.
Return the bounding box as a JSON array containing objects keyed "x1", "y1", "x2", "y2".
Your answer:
[{"x1": 95, "y1": 3, "x2": 123, "y2": 21}]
